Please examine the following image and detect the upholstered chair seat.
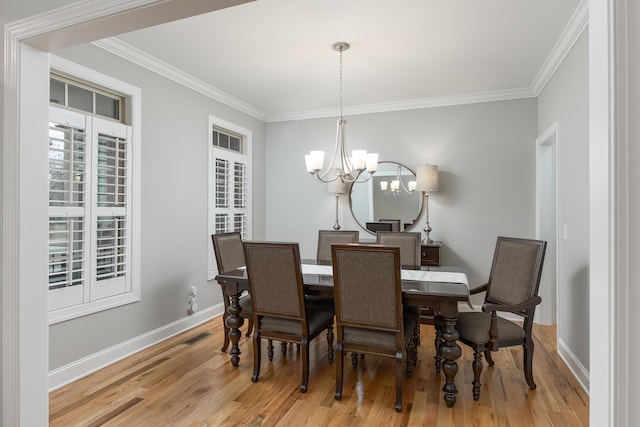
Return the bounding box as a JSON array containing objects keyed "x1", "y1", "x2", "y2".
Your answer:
[
  {"x1": 342, "y1": 318, "x2": 417, "y2": 349},
  {"x1": 455, "y1": 312, "x2": 526, "y2": 343}
]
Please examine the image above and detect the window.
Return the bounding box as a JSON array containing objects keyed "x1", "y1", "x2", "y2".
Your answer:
[
  {"x1": 50, "y1": 73, "x2": 123, "y2": 121},
  {"x1": 208, "y1": 117, "x2": 252, "y2": 279},
  {"x1": 48, "y1": 56, "x2": 141, "y2": 324}
]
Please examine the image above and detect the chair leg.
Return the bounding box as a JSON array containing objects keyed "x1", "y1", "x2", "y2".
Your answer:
[
  {"x1": 523, "y1": 339, "x2": 537, "y2": 389},
  {"x1": 326, "y1": 326, "x2": 334, "y2": 363},
  {"x1": 484, "y1": 349, "x2": 495, "y2": 366},
  {"x1": 405, "y1": 340, "x2": 415, "y2": 378},
  {"x1": 281, "y1": 342, "x2": 287, "y2": 358},
  {"x1": 251, "y1": 334, "x2": 261, "y2": 383},
  {"x1": 352, "y1": 353, "x2": 359, "y2": 369},
  {"x1": 412, "y1": 327, "x2": 419, "y2": 368},
  {"x1": 395, "y1": 353, "x2": 404, "y2": 412},
  {"x1": 245, "y1": 318, "x2": 253, "y2": 337},
  {"x1": 335, "y1": 347, "x2": 344, "y2": 400},
  {"x1": 267, "y1": 340, "x2": 274, "y2": 361},
  {"x1": 300, "y1": 339, "x2": 309, "y2": 393},
  {"x1": 472, "y1": 346, "x2": 483, "y2": 401}
]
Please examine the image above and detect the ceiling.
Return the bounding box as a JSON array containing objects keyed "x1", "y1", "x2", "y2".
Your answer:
[{"x1": 109, "y1": 0, "x2": 584, "y2": 122}]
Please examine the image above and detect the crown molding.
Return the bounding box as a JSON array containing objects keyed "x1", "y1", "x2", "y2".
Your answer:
[
  {"x1": 266, "y1": 88, "x2": 537, "y2": 122},
  {"x1": 91, "y1": 38, "x2": 267, "y2": 121},
  {"x1": 93, "y1": 0, "x2": 588, "y2": 124},
  {"x1": 531, "y1": 0, "x2": 589, "y2": 95}
]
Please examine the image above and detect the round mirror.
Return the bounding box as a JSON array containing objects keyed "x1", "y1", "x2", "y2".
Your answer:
[{"x1": 349, "y1": 161, "x2": 424, "y2": 235}]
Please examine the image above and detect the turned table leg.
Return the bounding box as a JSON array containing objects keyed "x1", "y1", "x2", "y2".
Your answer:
[
  {"x1": 224, "y1": 283, "x2": 244, "y2": 367},
  {"x1": 439, "y1": 315, "x2": 461, "y2": 408}
]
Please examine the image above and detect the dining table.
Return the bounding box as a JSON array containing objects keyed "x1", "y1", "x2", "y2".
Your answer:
[{"x1": 214, "y1": 261, "x2": 472, "y2": 408}]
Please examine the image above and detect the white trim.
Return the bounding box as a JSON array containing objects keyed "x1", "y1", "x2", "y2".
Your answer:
[
  {"x1": 612, "y1": 1, "x2": 629, "y2": 425},
  {"x1": 207, "y1": 116, "x2": 253, "y2": 280},
  {"x1": 267, "y1": 88, "x2": 537, "y2": 122},
  {"x1": 558, "y1": 337, "x2": 590, "y2": 395},
  {"x1": 49, "y1": 293, "x2": 141, "y2": 325},
  {"x1": 588, "y1": 0, "x2": 616, "y2": 425},
  {"x1": 47, "y1": 58, "x2": 143, "y2": 324},
  {"x1": 93, "y1": 38, "x2": 536, "y2": 123},
  {"x1": 4, "y1": 1, "x2": 252, "y2": 425},
  {"x1": 48, "y1": 305, "x2": 223, "y2": 391},
  {"x1": 535, "y1": 122, "x2": 560, "y2": 326},
  {"x1": 3, "y1": 27, "x2": 24, "y2": 426},
  {"x1": 93, "y1": 25, "x2": 594, "y2": 124},
  {"x1": 531, "y1": 1, "x2": 589, "y2": 95},
  {"x1": 92, "y1": 38, "x2": 267, "y2": 121}
]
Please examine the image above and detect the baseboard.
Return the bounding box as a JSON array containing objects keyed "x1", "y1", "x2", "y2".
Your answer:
[
  {"x1": 48, "y1": 303, "x2": 224, "y2": 391},
  {"x1": 557, "y1": 337, "x2": 590, "y2": 395}
]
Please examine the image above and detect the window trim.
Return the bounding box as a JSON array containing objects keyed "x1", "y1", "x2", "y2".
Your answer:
[
  {"x1": 208, "y1": 116, "x2": 252, "y2": 280},
  {"x1": 48, "y1": 55, "x2": 141, "y2": 325}
]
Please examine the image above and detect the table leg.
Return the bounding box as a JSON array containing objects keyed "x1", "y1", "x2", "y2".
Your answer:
[
  {"x1": 434, "y1": 316, "x2": 443, "y2": 373},
  {"x1": 439, "y1": 315, "x2": 461, "y2": 407},
  {"x1": 224, "y1": 285, "x2": 244, "y2": 367}
]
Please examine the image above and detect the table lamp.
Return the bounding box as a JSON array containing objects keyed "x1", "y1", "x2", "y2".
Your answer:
[{"x1": 416, "y1": 164, "x2": 439, "y2": 243}]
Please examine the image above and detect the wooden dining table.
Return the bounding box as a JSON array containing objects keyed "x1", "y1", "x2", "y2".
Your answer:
[{"x1": 214, "y1": 262, "x2": 471, "y2": 408}]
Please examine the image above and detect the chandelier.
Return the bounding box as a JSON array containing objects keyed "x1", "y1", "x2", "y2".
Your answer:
[
  {"x1": 380, "y1": 164, "x2": 417, "y2": 196},
  {"x1": 305, "y1": 42, "x2": 378, "y2": 183}
]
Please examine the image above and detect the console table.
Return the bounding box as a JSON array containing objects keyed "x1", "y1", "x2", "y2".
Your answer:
[{"x1": 421, "y1": 241, "x2": 442, "y2": 267}]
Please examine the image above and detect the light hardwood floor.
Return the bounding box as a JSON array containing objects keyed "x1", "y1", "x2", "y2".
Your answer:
[{"x1": 49, "y1": 318, "x2": 588, "y2": 426}]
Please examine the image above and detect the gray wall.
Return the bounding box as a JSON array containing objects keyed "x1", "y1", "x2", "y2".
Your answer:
[
  {"x1": 537, "y1": 31, "x2": 590, "y2": 369},
  {"x1": 48, "y1": 43, "x2": 266, "y2": 369},
  {"x1": 264, "y1": 99, "x2": 538, "y2": 289}
]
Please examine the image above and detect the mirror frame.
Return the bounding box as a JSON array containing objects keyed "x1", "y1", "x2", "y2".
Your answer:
[{"x1": 348, "y1": 161, "x2": 425, "y2": 235}]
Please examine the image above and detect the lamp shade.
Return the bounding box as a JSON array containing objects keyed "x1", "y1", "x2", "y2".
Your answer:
[{"x1": 416, "y1": 164, "x2": 439, "y2": 192}]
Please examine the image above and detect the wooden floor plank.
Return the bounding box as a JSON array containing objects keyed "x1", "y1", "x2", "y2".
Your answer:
[{"x1": 49, "y1": 319, "x2": 588, "y2": 426}]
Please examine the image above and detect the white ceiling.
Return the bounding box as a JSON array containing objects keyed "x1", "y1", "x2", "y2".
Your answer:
[{"x1": 110, "y1": 0, "x2": 584, "y2": 122}]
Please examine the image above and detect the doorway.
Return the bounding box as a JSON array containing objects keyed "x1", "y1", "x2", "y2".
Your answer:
[{"x1": 536, "y1": 123, "x2": 559, "y2": 326}]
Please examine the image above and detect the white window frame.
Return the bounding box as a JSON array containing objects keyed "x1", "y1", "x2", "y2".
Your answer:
[
  {"x1": 208, "y1": 116, "x2": 252, "y2": 280},
  {"x1": 48, "y1": 56, "x2": 141, "y2": 325}
]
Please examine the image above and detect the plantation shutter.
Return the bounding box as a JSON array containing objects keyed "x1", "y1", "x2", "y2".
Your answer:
[
  {"x1": 48, "y1": 108, "x2": 89, "y2": 310},
  {"x1": 48, "y1": 106, "x2": 132, "y2": 310},
  {"x1": 213, "y1": 152, "x2": 248, "y2": 239}
]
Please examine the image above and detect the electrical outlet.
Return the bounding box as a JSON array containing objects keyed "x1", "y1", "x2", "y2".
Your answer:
[{"x1": 187, "y1": 286, "x2": 199, "y2": 313}]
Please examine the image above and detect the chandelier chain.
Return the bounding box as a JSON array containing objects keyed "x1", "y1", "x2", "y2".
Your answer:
[{"x1": 339, "y1": 48, "x2": 343, "y2": 120}]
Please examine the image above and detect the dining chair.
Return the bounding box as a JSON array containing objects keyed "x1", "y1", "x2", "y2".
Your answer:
[
  {"x1": 309, "y1": 230, "x2": 361, "y2": 310},
  {"x1": 331, "y1": 244, "x2": 417, "y2": 412},
  {"x1": 316, "y1": 230, "x2": 359, "y2": 264},
  {"x1": 375, "y1": 231, "x2": 422, "y2": 345},
  {"x1": 244, "y1": 241, "x2": 335, "y2": 393},
  {"x1": 211, "y1": 232, "x2": 254, "y2": 352},
  {"x1": 375, "y1": 231, "x2": 421, "y2": 269},
  {"x1": 454, "y1": 236, "x2": 546, "y2": 400}
]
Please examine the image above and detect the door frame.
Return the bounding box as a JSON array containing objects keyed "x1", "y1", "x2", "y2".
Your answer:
[{"x1": 535, "y1": 121, "x2": 560, "y2": 326}]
